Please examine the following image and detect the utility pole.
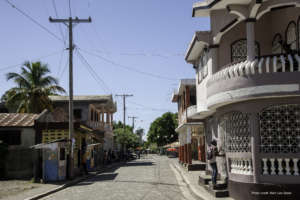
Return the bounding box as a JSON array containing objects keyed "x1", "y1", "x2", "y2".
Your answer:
[
  {"x1": 116, "y1": 94, "x2": 133, "y2": 132},
  {"x1": 49, "y1": 16, "x2": 91, "y2": 179},
  {"x1": 128, "y1": 116, "x2": 138, "y2": 130}
]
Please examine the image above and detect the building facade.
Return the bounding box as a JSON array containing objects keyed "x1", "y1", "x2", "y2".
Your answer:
[
  {"x1": 185, "y1": 0, "x2": 300, "y2": 199},
  {"x1": 49, "y1": 95, "x2": 116, "y2": 151},
  {"x1": 172, "y1": 79, "x2": 206, "y2": 169}
]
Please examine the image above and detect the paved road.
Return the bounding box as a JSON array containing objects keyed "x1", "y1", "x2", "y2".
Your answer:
[{"x1": 42, "y1": 155, "x2": 196, "y2": 200}]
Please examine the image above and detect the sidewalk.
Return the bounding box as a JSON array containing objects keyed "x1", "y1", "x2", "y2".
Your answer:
[
  {"x1": 169, "y1": 158, "x2": 234, "y2": 200},
  {"x1": 0, "y1": 162, "x2": 123, "y2": 200}
]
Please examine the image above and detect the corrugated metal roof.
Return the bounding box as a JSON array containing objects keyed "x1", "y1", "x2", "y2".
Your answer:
[
  {"x1": 49, "y1": 95, "x2": 111, "y2": 102},
  {"x1": 0, "y1": 113, "x2": 39, "y2": 127}
]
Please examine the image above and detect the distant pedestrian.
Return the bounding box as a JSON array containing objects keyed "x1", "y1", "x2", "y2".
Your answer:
[
  {"x1": 82, "y1": 152, "x2": 88, "y2": 175},
  {"x1": 207, "y1": 140, "x2": 218, "y2": 186}
]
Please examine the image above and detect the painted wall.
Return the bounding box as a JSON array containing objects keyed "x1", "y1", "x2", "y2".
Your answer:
[{"x1": 217, "y1": 7, "x2": 300, "y2": 70}]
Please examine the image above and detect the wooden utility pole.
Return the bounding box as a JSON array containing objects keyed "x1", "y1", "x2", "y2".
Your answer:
[
  {"x1": 128, "y1": 116, "x2": 138, "y2": 130},
  {"x1": 49, "y1": 16, "x2": 91, "y2": 179},
  {"x1": 116, "y1": 94, "x2": 133, "y2": 132}
]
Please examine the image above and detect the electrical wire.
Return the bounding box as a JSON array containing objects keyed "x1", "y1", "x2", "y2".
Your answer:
[
  {"x1": 56, "y1": 49, "x2": 65, "y2": 76},
  {"x1": 78, "y1": 48, "x2": 180, "y2": 81},
  {"x1": 52, "y1": 0, "x2": 66, "y2": 45},
  {"x1": 59, "y1": 58, "x2": 69, "y2": 79},
  {"x1": 128, "y1": 100, "x2": 172, "y2": 112},
  {"x1": 75, "y1": 49, "x2": 112, "y2": 94},
  {"x1": 68, "y1": 0, "x2": 72, "y2": 17},
  {"x1": 0, "y1": 49, "x2": 65, "y2": 72},
  {"x1": 5, "y1": 0, "x2": 64, "y2": 43}
]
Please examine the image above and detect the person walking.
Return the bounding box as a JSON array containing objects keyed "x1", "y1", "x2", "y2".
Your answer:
[{"x1": 207, "y1": 140, "x2": 218, "y2": 186}]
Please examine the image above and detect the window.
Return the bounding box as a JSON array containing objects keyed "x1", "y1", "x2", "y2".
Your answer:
[
  {"x1": 231, "y1": 39, "x2": 260, "y2": 62},
  {"x1": 74, "y1": 109, "x2": 82, "y2": 120},
  {"x1": 60, "y1": 148, "x2": 66, "y2": 161},
  {"x1": 285, "y1": 21, "x2": 297, "y2": 51},
  {"x1": 197, "y1": 49, "x2": 209, "y2": 84},
  {"x1": 0, "y1": 130, "x2": 21, "y2": 145},
  {"x1": 90, "y1": 109, "x2": 94, "y2": 121},
  {"x1": 272, "y1": 34, "x2": 283, "y2": 54}
]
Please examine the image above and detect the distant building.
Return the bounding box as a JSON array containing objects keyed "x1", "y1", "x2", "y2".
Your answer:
[{"x1": 172, "y1": 79, "x2": 206, "y2": 169}]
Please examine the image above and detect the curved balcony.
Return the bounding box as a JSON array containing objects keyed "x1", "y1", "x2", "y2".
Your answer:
[
  {"x1": 206, "y1": 53, "x2": 300, "y2": 109},
  {"x1": 187, "y1": 105, "x2": 197, "y2": 118}
]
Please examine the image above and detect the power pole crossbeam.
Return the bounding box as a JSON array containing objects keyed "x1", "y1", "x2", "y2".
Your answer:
[{"x1": 49, "y1": 16, "x2": 91, "y2": 179}]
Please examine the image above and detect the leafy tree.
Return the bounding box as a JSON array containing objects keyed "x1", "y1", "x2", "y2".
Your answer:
[
  {"x1": 147, "y1": 112, "x2": 178, "y2": 147},
  {"x1": 114, "y1": 127, "x2": 139, "y2": 149},
  {"x1": 2, "y1": 61, "x2": 65, "y2": 113},
  {"x1": 113, "y1": 121, "x2": 133, "y2": 132}
]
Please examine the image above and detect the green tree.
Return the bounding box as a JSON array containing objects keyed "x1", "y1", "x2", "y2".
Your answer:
[
  {"x1": 2, "y1": 61, "x2": 65, "y2": 113},
  {"x1": 147, "y1": 112, "x2": 178, "y2": 147},
  {"x1": 114, "y1": 127, "x2": 139, "y2": 149}
]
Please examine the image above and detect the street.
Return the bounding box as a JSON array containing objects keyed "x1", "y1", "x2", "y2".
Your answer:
[{"x1": 42, "y1": 155, "x2": 196, "y2": 200}]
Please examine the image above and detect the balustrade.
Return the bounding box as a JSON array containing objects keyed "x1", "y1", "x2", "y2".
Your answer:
[
  {"x1": 207, "y1": 53, "x2": 300, "y2": 86},
  {"x1": 261, "y1": 158, "x2": 300, "y2": 176},
  {"x1": 230, "y1": 158, "x2": 253, "y2": 175}
]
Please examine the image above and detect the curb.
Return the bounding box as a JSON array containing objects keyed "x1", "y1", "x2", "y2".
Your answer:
[
  {"x1": 172, "y1": 162, "x2": 209, "y2": 200},
  {"x1": 25, "y1": 162, "x2": 123, "y2": 200}
]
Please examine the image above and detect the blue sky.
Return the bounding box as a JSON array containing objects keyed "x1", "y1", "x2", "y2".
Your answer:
[{"x1": 0, "y1": 0, "x2": 209, "y2": 137}]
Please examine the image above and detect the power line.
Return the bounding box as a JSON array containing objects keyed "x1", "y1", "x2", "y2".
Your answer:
[
  {"x1": 128, "y1": 100, "x2": 172, "y2": 112},
  {"x1": 93, "y1": 49, "x2": 185, "y2": 58},
  {"x1": 59, "y1": 58, "x2": 69, "y2": 79},
  {"x1": 79, "y1": 48, "x2": 179, "y2": 81},
  {"x1": 76, "y1": 49, "x2": 112, "y2": 93},
  {"x1": 56, "y1": 49, "x2": 65, "y2": 76},
  {"x1": 5, "y1": 0, "x2": 64, "y2": 43},
  {"x1": 0, "y1": 49, "x2": 65, "y2": 72},
  {"x1": 51, "y1": 0, "x2": 66, "y2": 45},
  {"x1": 68, "y1": 0, "x2": 72, "y2": 17}
]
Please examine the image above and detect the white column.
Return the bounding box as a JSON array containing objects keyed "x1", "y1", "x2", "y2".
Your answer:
[
  {"x1": 246, "y1": 20, "x2": 256, "y2": 61},
  {"x1": 208, "y1": 45, "x2": 219, "y2": 75},
  {"x1": 187, "y1": 126, "x2": 192, "y2": 144}
]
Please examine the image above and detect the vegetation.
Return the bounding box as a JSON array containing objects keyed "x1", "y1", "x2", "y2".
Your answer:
[
  {"x1": 147, "y1": 112, "x2": 178, "y2": 147},
  {"x1": 113, "y1": 121, "x2": 139, "y2": 149},
  {"x1": 1, "y1": 61, "x2": 65, "y2": 113}
]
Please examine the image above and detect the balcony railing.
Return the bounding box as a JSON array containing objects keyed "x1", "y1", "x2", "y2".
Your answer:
[
  {"x1": 207, "y1": 53, "x2": 300, "y2": 86},
  {"x1": 187, "y1": 105, "x2": 197, "y2": 118}
]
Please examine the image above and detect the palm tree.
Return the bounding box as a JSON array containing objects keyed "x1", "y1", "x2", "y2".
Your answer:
[{"x1": 2, "y1": 61, "x2": 66, "y2": 113}]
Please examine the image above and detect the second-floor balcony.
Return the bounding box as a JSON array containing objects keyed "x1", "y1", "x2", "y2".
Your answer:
[
  {"x1": 187, "y1": 105, "x2": 197, "y2": 118},
  {"x1": 206, "y1": 53, "x2": 300, "y2": 109},
  {"x1": 87, "y1": 120, "x2": 112, "y2": 132}
]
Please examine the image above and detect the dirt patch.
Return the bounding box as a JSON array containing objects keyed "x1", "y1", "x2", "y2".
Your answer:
[{"x1": 0, "y1": 180, "x2": 40, "y2": 199}]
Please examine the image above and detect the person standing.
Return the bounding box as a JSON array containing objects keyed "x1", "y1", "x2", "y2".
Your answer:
[{"x1": 207, "y1": 140, "x2": 218, "y2": 186}]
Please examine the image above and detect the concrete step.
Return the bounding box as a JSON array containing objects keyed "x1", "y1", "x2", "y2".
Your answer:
[
  {"x1": 198, "y1": 175, "x2": 211, "y2": 185},
  {"x1": 204, "y1": 185, "x2": 229, "y2": 198},
  {"x1": 187, "y1": 163, "x2": 206, "y2": 171},
  {"x1": 208, "y1": 182, "x2": 227, "y2": 190}
]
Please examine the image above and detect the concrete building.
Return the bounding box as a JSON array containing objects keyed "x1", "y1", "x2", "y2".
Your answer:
[
  {"x1": 172, "y1": 79, "x2": 206, "y2": 170},
  {"x1": 0, "y1": 113, "x2": 39, "y2": 178},
  {"x1": 185, "y1": 0, "x2": 300, "y2": 199},
  {"x1": 49, "y1": 95, "x2": 117, "y2": 151}
]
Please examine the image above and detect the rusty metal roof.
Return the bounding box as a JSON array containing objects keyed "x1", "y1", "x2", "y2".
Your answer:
[{"x1": 0, "y1": 113, "x2": 39, "y2": 127}]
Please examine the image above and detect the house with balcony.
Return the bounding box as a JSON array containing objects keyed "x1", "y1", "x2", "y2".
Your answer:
[
  {"x1": 49, "y1": 95, "x2": 117, "y2": 151},
  {"x1": 185, "y1": 0, "x2": 300, "y2": 199},
  {"x1": 172, "y1": 79, "x2": 206, "y2": 170}
]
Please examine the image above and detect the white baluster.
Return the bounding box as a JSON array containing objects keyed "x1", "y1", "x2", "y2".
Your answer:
[
  {"x1": 280, "y1": 55, "x2": 286, "y2": 72},
  {"x1": 258, "y1": 57, "x2": 264, "y2": 74},
  {"x1": 278, "y1": 158, "x2": 283, "y2": 175},
  {"x1": 262, "y1": 158, "x2": 268, "y2": 175},
  {"x1": 229, "y1": 67, "x2": 234, "y2": 78},
  {"x1": 266, "y1": 57, "x2": 270, "y2": 73},
  {"x1": 288, "y1": 54, "x2": 294, "y2": 72},
  {"x1": 285, "y1": 158, "x2": 291, "y2": 175},
  {"x1": 293, "y1": 158, "x2": 299, "y2": 176},
  {"x1": 250, "y1": 59, "x2": 258, "y2": 75},
  {"x1": 245, "y1": 61, "x2": 251, "y2": 75},
  {"x1": 270, "y1": 158, "x2": 276, "y2": 175},
  {"x1": 242, "y1": 159, "x2": 247, "y2": 174},
  {"x1": 294, "y1": 54, "x2": 300, "y2": 71},
  {"x1": 249, "y1": 159, "x2": 253, "y2": 175},
  {"x1": 239, "y1": 61, "x2": 246, "y2": 76},
  {"x1": 232, "y1": 159, "x2": 237, "y2": 173},
  {"x1": 273, "y1": 56, "x2": 278, "y2": 72},
  {"x1": 245, "y1": 160, "x2": 250, "y2": 175},
  {"x1": 234, "y1": 64, "x2": 239, "y2": 77}
]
